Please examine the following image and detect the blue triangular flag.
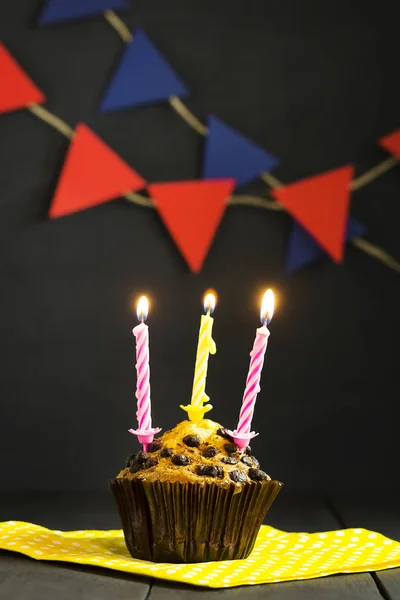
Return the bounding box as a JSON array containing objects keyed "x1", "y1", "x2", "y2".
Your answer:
[
  {"x1": 39, "y1": 0, "x2": 129, "y2": 25},
  {"x1": 203, "y1": 116, "x2": 280, "y2": 187},
  {"x1": 285, "y1": 218, "x2": 367, "y2": 274},
  {"x1": 100, "y1": 28, "x2": 189, "y2": 111}
]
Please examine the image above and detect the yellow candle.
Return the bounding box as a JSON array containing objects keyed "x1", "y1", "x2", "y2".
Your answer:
[
  {"x1": 181, "y1": 292, "x2": 217, "y2": 423},
  {"x1": 191, "y1": 307, "x2": 216, "y2": 407}
]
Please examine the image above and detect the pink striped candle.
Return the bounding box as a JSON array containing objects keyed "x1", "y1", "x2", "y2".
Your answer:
[
  {"x1": 228, "y1": 290, "x2": 274, "y2": 451},
  {"x1": 128, "y1": 296, "x2": 161, "y2": 451}
]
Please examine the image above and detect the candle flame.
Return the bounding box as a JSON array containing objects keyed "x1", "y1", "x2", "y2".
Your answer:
[
  {"x1": 136, "y1": 296, "x2": 149, "y2": 322},
  {"x1": 203, "y1": 290, "x2": 217, "y2": 315},
  {"x1": 260, "y1": 289, "x2": 274, "y2": 325}
]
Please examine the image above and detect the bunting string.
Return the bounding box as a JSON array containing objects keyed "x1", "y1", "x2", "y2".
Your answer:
[
  {"x1": 103, "y1": 8, "x2": 400, "y2": 271},
  {"x1": 25, "y1": 96, "x2": 400, "y2": 274},
  {"x1": 260, "y1": 171, "x2": 400, "y2": 272},
  {"x1": 350, "y1": 237, "x2": 400, "y2": 274},
  {"x1": 349, "y1": 156, "x2": 398, "y2": 191},
  {"x1": 24, "y1": 102, "x2": 280, "y2": 212},
  {"x1": 2, "y1": 8, "x2": 397, "y2": 275},
  {"x1": 168, "y1": 96, "x2": 209, "y2": 136},
  {"x1": 27, "y1": 102, "x2": 74, "y2": 138},
  {"x1": 260, "y1": 172, "x2": 284, "y2": 190},
  {"x1": 103, "y1": 10, "x2": 132, "y2": 43},
  {"x1": 104, "y1": 10, "x2": 400, "y2": 195}
]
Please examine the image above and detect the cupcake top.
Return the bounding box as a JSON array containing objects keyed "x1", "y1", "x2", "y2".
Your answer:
[{"x1": 117, "y1": 419, "x2": 271, "y2": 487}]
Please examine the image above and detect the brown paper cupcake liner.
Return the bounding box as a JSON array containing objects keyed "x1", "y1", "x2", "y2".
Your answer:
[{"x1": 110, "y1": 477, "x2": 283, "y2": 563}]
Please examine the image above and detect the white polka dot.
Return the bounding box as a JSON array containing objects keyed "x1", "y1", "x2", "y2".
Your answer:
[
  {"x1": 350, "y1": 537, "x2": 359, "y2": 542},
  {"x1": 335, "y1": 531, "x2": 345, "y2": 537},
  {"x1": 368, "y1": 533, "x2": 377, "y2": 539},
  {"x1": 318, "y1": 533, "x2": 327, "y2": 539},
  {"x1": 353, "y1": 528, "x2": 362, "y2": 534},
  {"x1": 384, "y1": 540, "x2": 393, "y2": 545}
]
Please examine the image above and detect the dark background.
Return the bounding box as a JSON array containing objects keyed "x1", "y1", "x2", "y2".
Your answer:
[{"x1": 0, "y1": 0, "x2": 399, "y2": 494}]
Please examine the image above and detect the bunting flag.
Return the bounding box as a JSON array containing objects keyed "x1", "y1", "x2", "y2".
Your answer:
[
  {"x1": 379, "y1": 129, "x2": 400, "y2": 159},
  {"x1": 271, "y1": 166, "x2": 354, "y2": 263},
  {"x1": 49, "y1": 123, "x2": 145, "y2": 218},
  {"x1": 285, "y1": 218, "x2": 367, "y2": 273},
  {"x1": 100, "y1": 28, "x2": 189, "y2": 112},
  {"x1": 148, "y1": 179, "x2": 235, "y2": 272},
  {"x1": 203, "y1": 116, "x2": 280, "y2": 187},
  {"x1": 38, "y1": 0, "x2": 129, "y2": 25},
  {"x1": 0, "y1": 43, "x2": 45, "y2": 114}
]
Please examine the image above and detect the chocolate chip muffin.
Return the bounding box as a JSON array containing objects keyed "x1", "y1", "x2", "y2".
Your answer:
[{"x1": 111, "y1": 419, "x2": 282, "y2": 563}]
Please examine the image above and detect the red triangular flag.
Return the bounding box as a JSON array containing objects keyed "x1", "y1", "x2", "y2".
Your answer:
[
  {"x1": 271, "y1": 166, "x2": 354, "y2": 263},
  {"x1": 148, "y1": 179, "x2": 235, "y2": 272},
  {"x1": 0, "y1": 43, "x2": 45, "y2": 114},
  {"x1": 49, "y1": 123, "x2": 146, "y2": 218},
  {"x1": 379, "y1": 129, "x2": 400, "y2": 159}
]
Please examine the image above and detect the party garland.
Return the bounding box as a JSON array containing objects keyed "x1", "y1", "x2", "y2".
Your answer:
[{"x1": 1, "y1": 5, "x2": 399, "y2": 275}]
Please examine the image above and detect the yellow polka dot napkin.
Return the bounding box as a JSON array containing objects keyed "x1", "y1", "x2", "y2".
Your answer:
[{"x1": 0, "y1": 521, "x2": 399, "y2": 588}]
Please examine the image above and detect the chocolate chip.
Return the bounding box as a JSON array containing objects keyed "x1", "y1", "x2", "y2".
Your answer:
[
  {"x1": 217, "y1": 427, "x2": 233, "y2": 442},
  {"x1": 148, "y1": 440, "x2": 163, "y2": 453},
  {"x1": 224, "y1": 442, "x2": 239, "y2": 455},
  {"x1": 129, "y1": 463, "x2": 142, "y2": 474},
  {"x1": 245, "y1": 446, "x2": 252, "y2": 456},
  {"x1": 229, "y1": 470, "x2": 247, "y2": 483},
  {"x1": 160, "y1": 448, "x2": 173, "y2": 458},
  {"x1": 183, "y1": 435, "x2": 201, "y2": 447},
  {"x1": 196, "y1": 465, "x2": 222, "y2": 477},
  {"x1": 251, "y1": 457, "x2": 260, "y2": 469},
  {"x1": 136, "y1": 451, "x2": 149, "y2": 465},
  {"x1": 241, "y1": 456, "x2": 253, "y2": 467},
  {"x1": 125, "y1": 453, "x2": 136, "y2": 467},
  {"x1": 144, "y1": 458, "x2": 158, "y2": 469},
  {"x1": 202, "y1": 446, "x2": 218, "y2": 458},
  {"x1": 221, "y1": 456, "x2": 238, "y2": 465},
  {"x1": 215, "y1": 466, "x2": 224, "y2": 478},
  {"x1": 171, "y1": 454, "x2": 190, "y2": 466},
  {"x1": 249, "y1": 468, "x2": 268, "y2": 481}
]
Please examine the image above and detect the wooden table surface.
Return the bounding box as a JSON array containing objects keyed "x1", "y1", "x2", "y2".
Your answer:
[{"x1": 0, "y1": 490, "x2": 399, "y2": 599}]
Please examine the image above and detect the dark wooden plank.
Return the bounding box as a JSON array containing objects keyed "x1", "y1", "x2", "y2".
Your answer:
[
  {"x1": 375, "y1": 570, "x2": 400, "y2": 600},
  {"x1": 332, "y1": 491, "x2": 400, "y2": 599},
  {"x1": 149, "y1": 493, "x2": 383, "y2": 599},
  {"x1": 149, "y1": 575, "x2": 383, "y2": 600},
  {"x1": 0, "y1": 492, "x2": 151, "y2": 600},
  {"x1": 0, "y1": 550, "x2": 150, "y2": 600}
]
